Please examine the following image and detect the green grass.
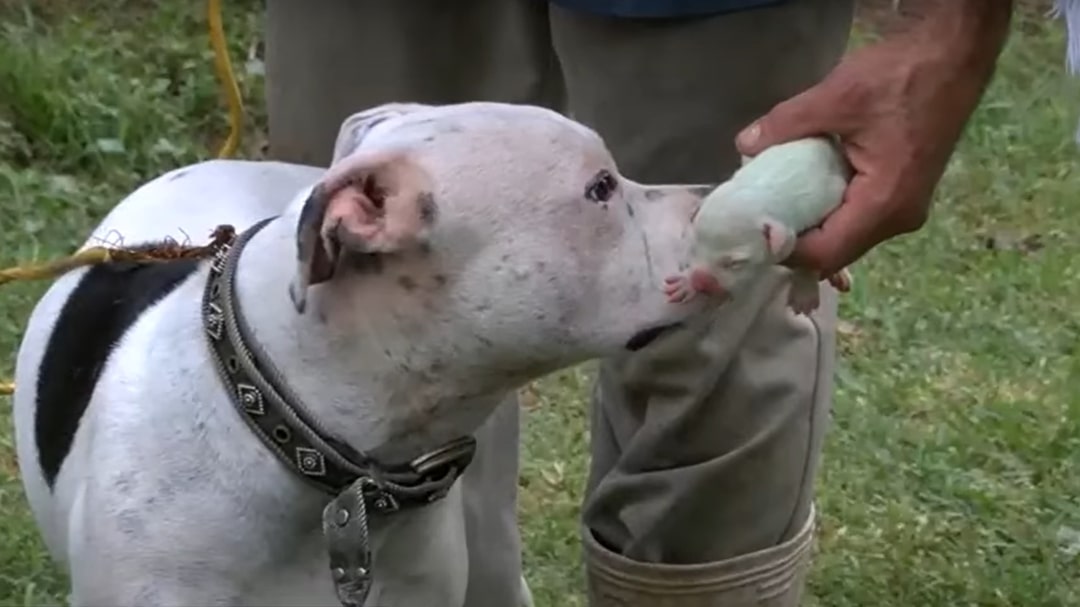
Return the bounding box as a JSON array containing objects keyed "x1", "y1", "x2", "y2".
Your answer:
[{"x1": 1, "y1": 2, "x2": 1078, "y2": 605}]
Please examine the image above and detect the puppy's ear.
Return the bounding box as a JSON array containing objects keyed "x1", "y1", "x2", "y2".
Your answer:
[
  {"x1": 760, "y1": 216, "x2": 796, "y2": 263},
  {"x1": 290, "y1": 148, "x2": 437, "y2": 313}
]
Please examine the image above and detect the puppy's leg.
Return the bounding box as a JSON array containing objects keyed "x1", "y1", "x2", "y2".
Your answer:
[
  {"x1": 663, "y1": 265, "x2": 727, "y2": 304},
  {"x1": 786, "y1": 268, "x2": 822, "y2": 315},
  {"x1": 662, "y1": 273, "x2": 696, "y2": 304},
  {"x1": 827, "y1": 267, "x2": 853, "y2": 292},
  {"x1": 789, "y1": 267, "x2": 850, "y2": 315}
]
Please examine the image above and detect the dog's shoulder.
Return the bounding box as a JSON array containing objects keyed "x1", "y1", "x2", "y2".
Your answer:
[{"x1": 34, "y1": 253, "x2": 204, "y2": 489}]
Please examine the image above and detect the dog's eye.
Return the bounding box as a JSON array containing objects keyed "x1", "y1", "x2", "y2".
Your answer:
[{"x1": 585, "y1": 170, "x2": 618, "y2": 203}]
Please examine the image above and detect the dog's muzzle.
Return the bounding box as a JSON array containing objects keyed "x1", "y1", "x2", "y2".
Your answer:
[
  {"x1": 202, "y1": 217, "x2": 476, "y2": 607},
  {"x1": 625, "y1": 322, "x2": 683, "y2": 351}
]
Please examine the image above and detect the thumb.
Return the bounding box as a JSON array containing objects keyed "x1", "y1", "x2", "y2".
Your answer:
[{"x1": 735, "y1": 82, "x2": 841, "y2": 157}]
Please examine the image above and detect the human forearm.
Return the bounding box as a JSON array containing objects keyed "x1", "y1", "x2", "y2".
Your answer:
[
  {"x1": 733, "y1": 1, "x2": 1017, "y2": 276},
  {"x1": 917, "y1": 1, "x2": 1014, "y2": 81},
  {"x1": 881, "y1": 2, "x2": 1015, "y2": 148}
]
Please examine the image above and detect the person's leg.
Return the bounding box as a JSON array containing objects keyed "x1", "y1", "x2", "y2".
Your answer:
[
  {"x1": 264, "y1": 0, "x2": 564, "y2": 166},
  {"x1": 549, "y1": 3, "x2": 855, "y2": 605},
  {"x1": 459, "y1": 394, "x2": 535, "y2": 607},
  {"x1": 263, "y1": 3, "x2": 563, "y2": 605}
]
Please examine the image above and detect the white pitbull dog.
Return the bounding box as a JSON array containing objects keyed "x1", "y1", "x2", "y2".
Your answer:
[{"x1": 11, "y1": 102, "x2": 713, "y2": 607}]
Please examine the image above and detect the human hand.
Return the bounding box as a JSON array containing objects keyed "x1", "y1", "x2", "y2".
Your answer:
[{"x1": 734, "y1": 7, "x2": 1012, "y2": 278}]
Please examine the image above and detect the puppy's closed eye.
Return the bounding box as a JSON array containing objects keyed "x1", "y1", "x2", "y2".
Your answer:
[{"x1": 719, "y1": 256, "x2": 750, "y2": 269}]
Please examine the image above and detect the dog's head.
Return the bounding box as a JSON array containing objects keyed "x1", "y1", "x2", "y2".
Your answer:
[{"x1": 286, "y1": 102, "x2": 714, "y2": 391}]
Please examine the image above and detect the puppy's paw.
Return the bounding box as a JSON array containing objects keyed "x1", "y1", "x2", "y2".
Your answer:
[
  {"x1": 663, "y1": 274, "x2": 695, "y2": 304},
  {"x1": 826, "y1": 268, "x2": 853, "y2": 293},
  {"x1": 787, "y1": 269, "x2": 821, "y2": 315}
]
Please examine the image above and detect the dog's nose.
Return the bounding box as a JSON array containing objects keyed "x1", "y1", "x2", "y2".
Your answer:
[
  {"x1": 686, "y1": 184, "x2": 717, "y2": 199},
  {"x1": 688, "y1": 193, "x2": 704, "y2": 222},
  {"x1": 679, "y1": 185, "x2": 714, "y2": 220}
]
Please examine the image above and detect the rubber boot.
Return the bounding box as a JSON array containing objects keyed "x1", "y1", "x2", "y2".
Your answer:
[
  {"x1": 520, "y1": 575, "x2": 534, "y2": 607},
  {"x1": 584, "y1": 506, "x2": 817, "y2": 607}
]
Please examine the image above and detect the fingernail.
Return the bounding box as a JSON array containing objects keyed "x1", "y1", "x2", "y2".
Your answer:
[{"x1": 736, "y1": 122, "x2": 761, "y2": 150}]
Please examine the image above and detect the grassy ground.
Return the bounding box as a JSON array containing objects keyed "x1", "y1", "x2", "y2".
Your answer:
[{"x1": 1, "y1": 1, "x2": 1078, "y2": 605}]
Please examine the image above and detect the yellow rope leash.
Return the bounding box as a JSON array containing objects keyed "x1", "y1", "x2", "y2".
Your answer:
[
  {"x1": 0, "y1": 249, "x2": 116, "y2": 287},
  {"x1": 208, "y1": 0, "x2": 245, "y2": 159},
  {"x1": 0, "y1": 1, "x2": 244, "y2": 396}
]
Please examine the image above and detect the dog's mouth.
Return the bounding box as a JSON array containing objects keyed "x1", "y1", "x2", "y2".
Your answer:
[{"x1": 625, "y1": 322, "x2": 683, "y2": 352}]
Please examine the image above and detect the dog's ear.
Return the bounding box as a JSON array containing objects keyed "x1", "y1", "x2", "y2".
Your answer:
[
  {"x1": 332, "y1": 103, "x2": 433, "y2": 162},
  {"x1": 290, "y1": 148, "x2": 437, "y2": 313},
  {"x1": 760, "y1": 216, "x2": 796, "y2": 263},
  {"x1": 332, "y1": 111, "x2": 390, "y2": 162}
]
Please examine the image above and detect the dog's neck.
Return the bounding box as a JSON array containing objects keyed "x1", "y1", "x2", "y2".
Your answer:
[{"x1": 225, "y1": 215, "x2": 508, "y2": 463}]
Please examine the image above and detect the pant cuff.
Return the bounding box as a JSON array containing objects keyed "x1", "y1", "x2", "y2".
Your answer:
[{"x1": 584, "y1": 504, "x2": 816, "y2": 606}]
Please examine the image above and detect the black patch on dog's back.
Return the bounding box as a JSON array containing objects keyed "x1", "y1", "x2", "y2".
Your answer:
[{"x1": 35, "y1": 257, "x2": 201, "y2": 489}]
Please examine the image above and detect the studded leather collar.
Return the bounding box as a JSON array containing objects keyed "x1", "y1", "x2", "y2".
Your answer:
[{"x1": 200, "y1": 216, "x2": 476, "y2": 606}]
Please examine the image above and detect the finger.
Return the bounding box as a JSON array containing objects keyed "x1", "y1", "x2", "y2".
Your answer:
[
  {"x1": 735, "y1": 82, "x2": 844, "y2": 157},
  {"x1": 783, "y1": 176, "x2": 885, "y2": 276}
]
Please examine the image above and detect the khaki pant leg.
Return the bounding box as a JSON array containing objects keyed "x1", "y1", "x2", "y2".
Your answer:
[
  {"x1": 548, "y1": 2, "x2": 854, "y2": 604},
  {"x1": 263, "y1": 3, "x2": 563, "y2": 605},
  {"x1": 264, "y1": 0, "x2": 565, "y2": 166}
]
